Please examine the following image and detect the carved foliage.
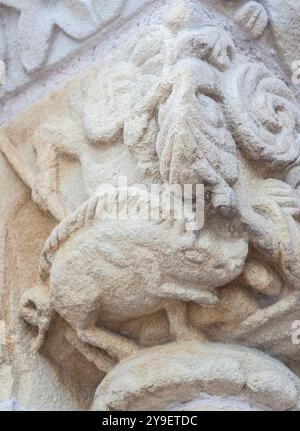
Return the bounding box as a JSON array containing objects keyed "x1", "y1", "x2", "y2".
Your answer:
[{"x1": 0, "y1": 0, "x2": 151, "y2": 73}]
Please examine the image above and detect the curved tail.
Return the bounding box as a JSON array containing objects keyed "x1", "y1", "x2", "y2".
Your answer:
[{"x1": 19, "y1": 282, "x2": 54, "y2": 351}]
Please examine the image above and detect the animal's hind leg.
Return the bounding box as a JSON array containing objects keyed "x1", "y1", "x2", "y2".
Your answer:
[
  {"x1": 76, "y1": 324, "x2": 139, "y2": 362},
  {"x1": 65, "y1": 327, "x2": 116, "y2": 372}
]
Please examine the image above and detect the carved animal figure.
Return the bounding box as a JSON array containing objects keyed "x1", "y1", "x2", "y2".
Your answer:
[{"x1": 19, "y1": 187, "x2": 248, "y2": 363}]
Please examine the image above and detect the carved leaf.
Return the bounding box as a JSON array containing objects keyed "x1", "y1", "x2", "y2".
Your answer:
[
  {"x1": 169, "y1": 27, "x2": 236, "y2": 71},
  {"x1": 0, "y1": 0, "x2": 27, "y2": 8},
  {"x1": 1, "y1": 0, "x2": 99, "y2": 73},
  {"x1": 54, "y1": 0, "x2": 99, "y2": 40},
  {"x1": 93, "y1": 0, "x2": 125, "y2": 23},
  {"x1": 17, "y1": 4, "x2": 55, "y2": 73}
]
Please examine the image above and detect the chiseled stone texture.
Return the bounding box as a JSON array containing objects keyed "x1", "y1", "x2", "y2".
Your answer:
[
  {"x1": 0, "y1": 0, "x2": 300, "y2": 411},
  {"x1": 0, "y1": 0, "x2": 159, "y2": 124}
]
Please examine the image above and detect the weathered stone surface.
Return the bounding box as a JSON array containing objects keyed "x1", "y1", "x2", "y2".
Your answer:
[
  {"x1": 0, "y1": 0, "x2": 159, "y2": 125},
  {"x1": 92, "y1": 342, "x2": 300, "y2": 411},
  {"x1": 1, "y1": 0, "x2": 300, "y2": 411}
]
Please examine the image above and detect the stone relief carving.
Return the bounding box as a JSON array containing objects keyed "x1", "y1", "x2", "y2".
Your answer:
[
  {"x1": 0, "y1": 0, "x2": 154, "y2": 103},
  {"x1": 1, "y1": 0, "x2": 300, "y2": 411},
  {"x1": 1, "y1": 0, "x2": 100, "y2": 73},
  {"x1": 0, "y1": 0, "x2": 146, "y2": 75}
]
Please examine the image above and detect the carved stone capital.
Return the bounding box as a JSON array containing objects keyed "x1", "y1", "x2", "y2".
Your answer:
[{"x1": 1, "y1": 0, "x2": 300, "y2": 411}]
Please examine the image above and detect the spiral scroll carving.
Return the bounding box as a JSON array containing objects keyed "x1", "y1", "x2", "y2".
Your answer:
[{"x1": 224, "y1": 63, "x2": 300, "y2": 168}]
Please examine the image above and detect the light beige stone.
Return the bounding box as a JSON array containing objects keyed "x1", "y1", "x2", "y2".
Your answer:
[
  {"x1": 0, "y1": 0, "x2": 300, "y2": 411},
  {"x1": 234, "y1": 1, "x2": 269, "y2": 39}
]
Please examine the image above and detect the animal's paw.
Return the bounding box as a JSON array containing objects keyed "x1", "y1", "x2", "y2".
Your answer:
[
  {"x1": 212, "y1": 185, "x2": 238, "y2": 219},
  {"x1": 262, "y1": 179, "x2": 300, "y2": 222}
]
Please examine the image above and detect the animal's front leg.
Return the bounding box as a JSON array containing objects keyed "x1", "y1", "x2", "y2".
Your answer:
[
  {"x1": 165, "y1": 301, "x2": 206, "y2": 342},
  {"x1": 65, "y1": 327, "x2": 115, "y2": 373},
  {"x1": 158, "y1": 282, "x2": 218, "y2": 342}
]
